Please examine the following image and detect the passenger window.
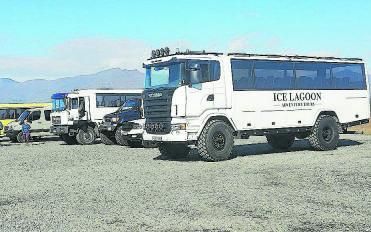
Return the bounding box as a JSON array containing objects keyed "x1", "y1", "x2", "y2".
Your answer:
[
  {"x1": 231, "y1": 59, "x2": 254, "y2": 90},
  {"x1": 254, "y1": 61, "x2": 294, "y2": 90},
  {"x1": 332, "y1": 64, "x2": 365, "y2": 89},
  {"x1": 44, "y1": 110, "x2": 51, "y2": 121},
  {"x1": 71, "y1": 98, "x2": 78, "y2": 109}
]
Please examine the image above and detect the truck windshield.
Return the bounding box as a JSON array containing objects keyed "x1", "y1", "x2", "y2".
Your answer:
[
  {"x1": 18, "y1": 110, "x2": 30, "y2": 122},
  {"x1": 52, "y1": 98, "x2": 66, "y2": 112},
  {"x1": 145, "y1": 62, "x2": 184, "y2": 89}
]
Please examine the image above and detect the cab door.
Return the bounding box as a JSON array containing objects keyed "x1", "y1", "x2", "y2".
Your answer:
[
  {"x1": 185, "y1": 60, "x2": 221, "y2": 117},
  {"x1": 28, "y1": 110, "x2": 42, "y2": 135}
]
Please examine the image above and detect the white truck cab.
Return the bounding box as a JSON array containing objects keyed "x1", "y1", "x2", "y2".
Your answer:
[
  {"x1": 50, "y1": 89, "x2": 143, "y2": 145},
  {"x1": 142, "y1": 49, "x2": 370, "y2": 161}
]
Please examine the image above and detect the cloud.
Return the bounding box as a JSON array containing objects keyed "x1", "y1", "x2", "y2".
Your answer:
[
  {"x1": 0, "y1": 37, "x2": 150, "y2": 81},
  {"x1": 227, "y1": 36, "x2": 250, "y2": 53}
]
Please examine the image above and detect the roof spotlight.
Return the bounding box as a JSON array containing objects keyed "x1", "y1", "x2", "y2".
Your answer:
[
  {"x1": 156, "y1": 49, "x2": 161, "y2": 57},
  {"x1": 164, "y1": 47, "x2": 170, "y2": 56},
  {"x1": 151, "y1": 50, "x2": 156, "y2": 58},
  {"x1": 160, "y1": 48, "x2": 165, "y2": 56}
]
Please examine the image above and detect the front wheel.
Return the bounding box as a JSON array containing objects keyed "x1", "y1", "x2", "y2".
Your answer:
[
  {"x1": 159, "y1": 143, "x2": 190, "y2": 159},
  {"x1": 197, "y1": 120, "x2": 235, "y2": 161},
  {"x1": 100, "y1": 132, "x2": 116, "y2": 145},
  {"x1": 115, "y1": 126, "x2": 129, "y2": 146},
  {"x1": 16, "y1": 131, "x2": 25, "y2": 143},
  {"x1": 266, "y1": 134, "x2": 295, "y2": 150},
  {"x1": 76, "y1": 127, "x2": 96, "y2": 145},
  {"x1": 309, "y1": 115, "x2": 339, "y2": 151}
]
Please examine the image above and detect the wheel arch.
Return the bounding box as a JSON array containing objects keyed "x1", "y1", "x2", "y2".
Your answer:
[
  {"x1": 198, "y1": 114, "x2": 237, "y2": 137},
  {"x1": 313, "y1": 110, "x2": 340, "y2": 125}
]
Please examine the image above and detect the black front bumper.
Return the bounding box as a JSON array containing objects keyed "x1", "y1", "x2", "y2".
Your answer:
[
  {"x1": 50, "y1": 125, "x2": 70, "y2": 135},
  {"x1": 98, "y1": 122, "x2": 117, "y2": 132}
]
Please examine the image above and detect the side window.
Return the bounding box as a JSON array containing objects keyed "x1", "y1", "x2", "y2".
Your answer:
[
  {"x1": 0, "y1": 109, "x2": 6, "y2": 119},
  {"x1": 30, "y1": 111, "x2": 41, "y2": 121},
  {"x1": 231, "y1": 59, "x2": 254, "y2": 90},
  {"x1": 332, "y1": 63, "x2": 365, "y2": 89},
  {"x1": 295, "y1": 62, "x2": 321, "y2": 89},
  {"x1": 254, "y1": 61, "x2": 294, "y2": 90},
  {"x1": 44, "y1": 110, "x2": 51, "y2": 121},
  {"x1": 187, "y1": 60, "x2": 220, "y2": 85},
  {"x1": 96, "y1": 94, "x2": 122, "y2": 108},
  {"x1": 71, "y1": 98, "x2": 78, "y2": 109}
]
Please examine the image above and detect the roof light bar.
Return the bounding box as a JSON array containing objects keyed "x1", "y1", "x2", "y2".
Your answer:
[{"x1": 151, "y1": 47, "x2": 170, "y2": 59}]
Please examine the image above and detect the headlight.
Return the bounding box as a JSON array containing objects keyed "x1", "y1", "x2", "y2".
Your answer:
[
  {"x1": 111, "y1": 117, "x2": 119, "y2": 123},
  {"x1": 171, "y1": 123, "x2": 186, "y2": 131},
  {"x1": 132, "y1": 123, "x2": 143, "y2": 129}
]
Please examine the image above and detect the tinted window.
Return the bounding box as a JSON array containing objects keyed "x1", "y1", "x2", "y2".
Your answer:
[
  {"x1": 295, "y1": 62, "x2": 332, "y2": 89},
  {"x1": 71, "y1": 98, "x2": 78, "y2": 109},
  {"x1": 187, "y1": 60, "x2": 220, "y2": 85},
  {"x1": 231, "y1": 60, "x2": 254, "y2": 90},
  {"x1": 0, "y1": 109, "x2": 17, "y2": 119},
  {"x1": 30, "y1": 111, "x2": 41, "y2": 121},
  {"x1": 96, "y1": 94, "x2": 141, "y2": 108},
  {"x1": 254, "y1": 61, "x2": 294, "y2": 90},
  {"x1": 44, "y1": 110, "x2": 51, "y2": 121},
  {"x1": 332, "y1": 63, "x2": 365, "y2": 89}
]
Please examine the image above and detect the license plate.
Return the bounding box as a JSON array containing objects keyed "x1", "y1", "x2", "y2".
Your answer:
[{"x1": 152, "y1": 136, "x2": 162, "y2": 141}]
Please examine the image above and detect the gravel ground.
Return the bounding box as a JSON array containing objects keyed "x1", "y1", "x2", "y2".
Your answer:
[{"x1": 0, "y1": 135, "x2": 370, "y2": 231}]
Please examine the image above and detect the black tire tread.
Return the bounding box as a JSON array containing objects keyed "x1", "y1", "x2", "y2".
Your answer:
[
  {"x1": 308, "y1": 115, "x2": 339, "y2": 151},
  {"x1": 115, "y1": 127, "x2": 129, "y2": 146},
  {"x1": 197, "y1": 120, "x2": 235, "y2": 162},
  {"x1": 100, "y1": 132, "x2": 116, "y2": 145}
]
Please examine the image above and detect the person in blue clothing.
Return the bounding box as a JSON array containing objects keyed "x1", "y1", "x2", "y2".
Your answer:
[{"x1": 22, "y1": 119, "x2": 31, "y2": 143}]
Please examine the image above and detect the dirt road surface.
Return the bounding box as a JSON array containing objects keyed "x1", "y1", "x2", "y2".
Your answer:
[{"x1": 0, "y1": 135, "x2": 370, "y2": 231}]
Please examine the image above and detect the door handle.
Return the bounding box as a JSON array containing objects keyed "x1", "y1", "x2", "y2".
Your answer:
[{"x1": 207, "y1": 94, "x2": 214, "y2": 101}]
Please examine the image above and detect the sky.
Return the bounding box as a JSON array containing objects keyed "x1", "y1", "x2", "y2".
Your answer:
[{"x1": 0, "y1": 0, "x2": 370, "y2": 81}]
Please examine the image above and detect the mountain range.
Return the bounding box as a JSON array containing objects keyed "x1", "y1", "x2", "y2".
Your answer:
[
  {"x1": 0, "y1": 70, "x2": 370, "y2": 103},
  {"x1": 0, "y1": 68, "x2": 144, "y2": 103}
]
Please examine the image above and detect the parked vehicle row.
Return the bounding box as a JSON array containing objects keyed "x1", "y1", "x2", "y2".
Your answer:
[{"x1": 2, "y1": 49, "x2": 370, "y2": 162}]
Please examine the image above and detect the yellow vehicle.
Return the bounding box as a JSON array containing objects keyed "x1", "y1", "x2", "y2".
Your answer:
[{"x1": 0, "y1": 103, "x2": 51, "y2": 137}]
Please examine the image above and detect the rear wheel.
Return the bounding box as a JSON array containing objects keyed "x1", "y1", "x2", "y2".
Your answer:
[
  {"x1": 309, "y1": 115, "x2": 339, "y2": 151},
  {"x1": 115, "y1": 126, "x2": 129, "y2": 146},
  {"x1": 100, "y1": 132, "x2": 116, "y2": 145},
  {"x1": 159, "y1": 143, "x2": 190, "y2": 159},
  {"x1": 197, "y1": 120, "x2": 235, "y2": 161},
  {"x1": 60, "y1": 134, "x2": 77, "y2": 145},
  {"x1": 76, "y1": 127, "x2": 96, "y2": 145},
  {"x1": 266, "y1": 134, "x2": 295, "y2": 150}
]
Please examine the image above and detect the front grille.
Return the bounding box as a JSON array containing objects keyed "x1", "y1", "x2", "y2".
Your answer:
[
  {"x1": 143, "y1": 88, "x2": 175, "y2": 134},
  {"x1": 145, "y1": 121, "x2": 171, "y2": 134},
  {"x1": 52, "y1": 116, "x2": 61, "y2": 125}
]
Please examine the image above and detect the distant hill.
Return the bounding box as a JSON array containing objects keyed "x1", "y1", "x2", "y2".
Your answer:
[{"x1": 0, "y1": 68, "x2": 144, "y2": 103}]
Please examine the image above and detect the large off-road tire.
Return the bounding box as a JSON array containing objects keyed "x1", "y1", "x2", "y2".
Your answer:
[
  {"x1": 142, "y1": 140, "x2": 158, "y2": 148},
  {"x1": 16, "y1": 131, "x2": 25, "y2": 143},
  {"x1": 76, "y1": 126, "x2": 96, "y2": 145},
  {"x1": 159, "y1": 143, "x2": 190, "y2": 159},
  {"x1": 197, "y1": 120, "x2": 235, "y2": 162},
  {"x1": 266, "y1": 134, "x2": 295, "y2": 150},
  {"x1": 115, "y1": 126, "x2": 129, "y2": 146},
  {"x1": 309, "y1": 115, "x2": 340, "y2": 151},
  {"x1": 60, "y1": 134, "x2": 78, "y2": 145},
  {"x1": 100, "y1": 132, "x2": 116, "y2": 145}
]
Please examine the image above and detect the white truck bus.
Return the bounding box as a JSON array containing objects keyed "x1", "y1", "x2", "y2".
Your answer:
[
  {"x1": 142, "y1": 49, "x2": 370, "y2": 161},
  {"x1": 50, "y1": 89, "x2": 143, "y2": 145}
]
